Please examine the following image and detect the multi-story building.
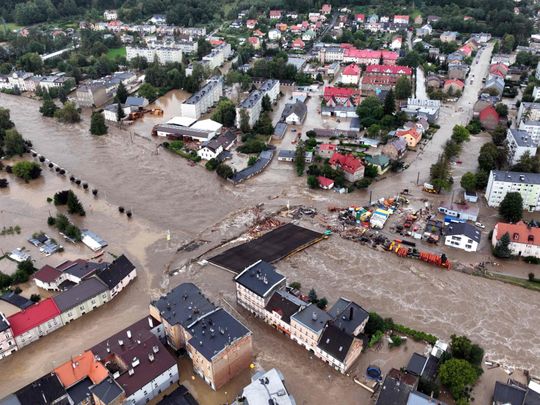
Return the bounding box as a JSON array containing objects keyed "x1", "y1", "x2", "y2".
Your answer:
[
  {"x1": 290, "y1": 304, "x2": 333, "y2": 352},
  {"x1": 126, "y1": 46, "x2": 183, "y2": 64},
  {"x1": 506, "y1": 128, "x2": 538, "y2": 165},
  {"x1": 264, "y1": 290, "x2": 307, "y2": 336},
  {"x1": 150, "y1": 283, "x2": 253, "y2": 390},
  {"x1": 486, "y1": 170, "x2": 540, "y2": 210},
  {"x1": 76, "y1": 83, "x2": 109, "y2": 107},
  {"x1": 234, "y1": 260, "x2": 287, "y2": 317},
  {"x1": 180, "y1": 76, "x2": 223, "y2": 119},
  {"x1": 33, "y1": 259, "x2": 108, "y2": 291},
  {"x1": 492, "y1": 221, "x2": 540, "y2": 258},
  {"x1": 96, "y1": 254, "x2": 137, "y2": 298},
  {"x1": 103, "y1": 9, "x2": 118, "y2": 21},
  {"x1": 318, "y1": 47, "x2": 344, "y2": 63},
  {"x1": 444, "y1": 222, "x2": 481, "y2": 252},
  {"x1": 517, "y1": 102, "x2": 540, "y2": 123},
  {"x1": 360, "y1": 64, "x2": 413, "y2": 97},
  {"x1": 259, "y1": 79, "x2": 280, "y2": 103},
  {"x1": 0, "y1": 313, "x2": 16, "y2": 359},
  {"x1": 236, "y1": 90, "x2": 263, "y2": 128},
  {"x1": 201, "y1": 42, "x2": 232, "y2": 70},
  {"x1": 0, "y1": 71, "x2": 35, "y2": 92},
  {"x1": 52, "y1": 277, "x2": 110, "y2": 324},
  {"x1": 236, "y1": 368, "x2": 296, "y2": 404},
  {"x1": 8, "y1": 298, "x2": 63, "y2": 349},
  {"x1": 519, "y1": 120, "x2": 540, "y2": 144}
]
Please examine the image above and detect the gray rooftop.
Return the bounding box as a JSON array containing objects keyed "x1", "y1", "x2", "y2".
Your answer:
[
  {"x1": 291, "y1": 304, "x2": 333, "y2": 334},
  {"x1": 327, "y1": 298, "x2": 369, "y2": 336},
  {"x1": 183, "y1": 77, "x2": 222, "y2": 105},
  {"x1": 445, "y1": 222, "x2": 481, "y2": 243},
  {"x1": 234, "y1": 260, "x2": 285, "y2": 298},
  {"x1": 239, "y1": 89, "x2": 263, "y2": 109},
  {"x1": 151, "y1": 283, "x2": 216, "y2": 328},
  {"x1": 278, "y1": 149, "x2": 296, "y2": 159},
  {"x1": 89, "y1": 378, "x2": 124, "y2": 404},
  {"x1": 491, "y1": 170, "x2": 540, "y2": 185},
  {"x1": 0, "y1": 313, "x2": 9, "y2": 333},
  {"x1": 187, "y1": 308, "x2": 251, "y2": 361},
  {"x1": 52, "y1": 277, "x2": 109, "y2": 312},
  {"x1": 406, "y1": 353, "x2": 427, "y2": 377},
  {"x1": 259, "y1": 79, "x2": 279, "y2": 93},
  {"x1": 493, "y1": 382, "x2": 527, "y2": 405},
  {"x1": 508, "y1": 129, "x2": 537, "y2": 148}
]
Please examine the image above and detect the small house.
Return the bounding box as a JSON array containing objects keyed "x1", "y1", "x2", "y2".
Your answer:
[
  {"x1": 318, "y1": 176, "x2": 334, "y2": 190},
  {"x1": 444, "y1": 222, "x2": 481, "y2": 252}
]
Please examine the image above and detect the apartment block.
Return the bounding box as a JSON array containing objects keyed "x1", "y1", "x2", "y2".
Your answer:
[
  {"x1": 518, "y1": 120, "x2": 540, "y2": 144},
  {"x1": 506, "y1": 128, "x2": 537, "y2": 165},
  {"x1": 180, "y1": 76, "x2": 223, "y2": 119},
  {"x1": 126, "y1": 46, "x2": 183, "y2": 64},
  {"x1": 236, "y1": 90, "x2": 263, "y2": 128},
  {"x1": 486, "y1": 170, "x2": 540, "y2": 211},
  {"x1": 0, "y1": 313, "x2": 17, "y2": 359}
]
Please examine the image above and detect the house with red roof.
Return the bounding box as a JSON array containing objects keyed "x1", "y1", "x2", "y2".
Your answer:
[
  {"x1": 361, "y1": 65, "x2": 413, "y2": 96},
  {"x1": 489, "y1": 63, "x2": 509, "y2": 78},
  {"x1": 355, "y1": 14, "x2": 365, "y2": 23},
  {"x1": 443, "y1": 79, "x2": 465, "y2": 94},
  {"x1": 341, "y1": 64, "x2": 361, "y2": 85},
  {"x1": 322, "y1": 86, "x2": 361, "y2": 117},
  {"x1": 247, "y1": 36, "x2": 261, "y2": 49},
  {"x1": 318, "y1": 176, "x2": 335, "y2": 190},
  {"x1": 343, "y1": 48, "x2": 381, "y2": 65},
  {"x1": 396, "y1": 127, "x2": 422, "y2": 148},
  {"x1": 393, "y1": 15, "x2": 410, "y2": 25},
  {"x1": 492, "y1": 221, "x2": 540, "y2": 258},
  {"x1": 8, "y1": 298, "x2": 63, "y2": 349},
  {"x1": 390, "y1": 36, "x2": 402, "y2": 51},
  {"x1": 458, "y1": 44, "x2": 473, "y2": 57},
  {"x1": 269, "y1": 10, "x2": 282, "y2": 20},
  {"x1": 317, "y1": 143, "x2": 338, "y2": 158},
  {"x1": 253, "y1": 29, "x2": 265, "y2": 38},
  {"x1": 329, "y1": 153, "x2": 365, "y2": 182},
  {"x1": 291, "y1": 38, "x2": 305, "y2": 49},
  {"x1": 381, "y1": 50, "x2": 399, "y2": 65},
  {"x1": 479, "y1": 105, "x2": 500, "y2": 131},
  {"x1": 246, "y1": 19, "x2": 257, "y2": 29},
  {"x1": 291, "y1": 24, "x2": 302, "y2": 34},
  {"x1": 321, "y1": 4, "x2": 332, "y2": 14}
]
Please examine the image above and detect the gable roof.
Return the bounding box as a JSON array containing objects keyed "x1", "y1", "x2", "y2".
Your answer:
[
  {"x1": 406, "y1": 353, "x2": 427, "y2": 376},
  {"x1": 291, "y1": 304, "x2": 333, "y2": 333},
  {"x1": 97, "y1": 254, "x2": 136, "y2": 289},
  {"x1": 343, "y1": 64, "x2": 360, "y2": 76},
  {"x1": 54, "y1": 351, "x2": 109, "y2": 388},
  {"x1": 14, "y1": 373, "x2": 67, "y2": 405},
  {"x1": 264, "y1": 290, "x2": 305, "y2": 323},
  {"x1": 396, "y1": 128, "x2": 421, "y2": 141},
  {"x1": 493, "y1": 381, "x2": 527, "y2": 405},
  {"x1": 445, "y1": 222, "x2": 481, "y2": 243},
  {"x1": 52, "y1": 277, "x2": 109, "y2": 312},
  {"x1": 318, "y1": 176, "x2": 335, "y2": 188},
  {"x1": 33, "y1": 265, "x2": 62, "y2": 284},
  {"x1": 376, "y1": 369, "x2": 416, "y2": 405},
  {"x1": 329, "y1": 152, "x2": 364, "y2": 174},
  {"x1": 0, "y1": 292, "x2": 34, "y2": 310},
  {"x1": 479, "y1": 105, "x2": 499, "y2": 121},
  {"x1": 8, "y1": 298, "x2": 60, "y2": 336},
  {"x1": 317, "y1": 323, "x2": 354, "y2": 362},
  {"x1": 234, "y1": 260, "x2": 285, "y2": 298},
  {"x1": 444, "y1": 79, "x2": 464, "y2": 89},
  {"x1": 366, "y1": 65, "x2": 412, "y2": 76},
  {"x1": 89, "y1": 378, "x2": 125, "y2": 404},
  {"x1": 327, "y1": 298, "x2": 369, "y2": 336},
  {"x1": 494, "y1": 221, "x2": 540, "y2": 247},
  {"x1": 282, "y1": 101, "x2": 307, "y2": 121}
]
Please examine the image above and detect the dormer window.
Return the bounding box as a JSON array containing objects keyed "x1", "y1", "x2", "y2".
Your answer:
[{"x1": 513, "y1": 233, "x2": 520, "y2": 241}]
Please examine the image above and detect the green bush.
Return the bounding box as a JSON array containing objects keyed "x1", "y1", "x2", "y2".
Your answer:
[
  {"x1": 368, "y1": 330, "x2": 384, "y2": 348},
  {"x1": 205, "y1": 158, "x2": 219, "y2": 171},
  {"x1": 12, "y1": 161, "x2": 42, "y2": 181}
]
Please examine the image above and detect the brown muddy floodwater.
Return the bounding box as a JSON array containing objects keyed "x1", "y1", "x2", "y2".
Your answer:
[{"x1": 1, "y1": 92, "x2": 540, "y2": 403}]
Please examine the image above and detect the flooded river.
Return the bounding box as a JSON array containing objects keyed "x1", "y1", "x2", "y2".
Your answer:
[{"x1": 1, "y1": 87, "x2": 540, "y2": 402}]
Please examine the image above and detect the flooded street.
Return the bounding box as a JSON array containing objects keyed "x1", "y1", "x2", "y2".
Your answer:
[{"x1": 1, "y1": 61, "x2": 540, "y2": 404}]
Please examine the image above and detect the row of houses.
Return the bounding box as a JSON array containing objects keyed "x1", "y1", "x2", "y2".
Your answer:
[
  {"x1": 234, "y1": 260, "x2": 369, "y2": 374},
  {"x1": 318, "y1": 45, "x2": 399, "y2": 65},
  {"x1": 0, "y1": 255, "x2": 136, "y2": 359},
  {"x1": 76, "y1": 71, "x2": 141, "y2": 108},
  {"x1": 236, "y1": 79, "x2": 280, "y2": 128},
  {"x1": 0, "y1": 71, "x2": 74, "y2": 93},
  {"x1": 186, "y1": 42, "x2": 232, "y2": 76}
]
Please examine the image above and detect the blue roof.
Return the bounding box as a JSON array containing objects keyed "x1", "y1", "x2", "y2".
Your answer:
[{"x1": 125, "y1": 96, "x2": 147, "y2": 107}]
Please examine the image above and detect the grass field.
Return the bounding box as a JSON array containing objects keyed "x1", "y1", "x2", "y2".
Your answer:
[
  {"x1": 106, "y1": 47, "x2": 126, "y2": 60},
  {"x1": 4, "y1": 22, "x2": 22, "y2": 31}
]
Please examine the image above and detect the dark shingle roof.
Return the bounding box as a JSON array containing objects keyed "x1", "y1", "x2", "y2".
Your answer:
[
  {"x1": 376, "y1": 370, "x2": 415, "y2": 405},
  {"x1": 327, "y1": 298, "x2": 369, "y2": 336},
  {"x1": 158, "y1": 385, "x2": 199, "y2": 405},
  {"x1": 234, "y1": 260, "x2": 285, "y2": 298},
  {"x1": 89, "y1": 378, "x2": 124, "y2": 404},
  {"x1": 493, "y1": 382, "x2": 527, "y2": 405},
  {"x1": 52, "y1": 277, "x2": 109, "y2": 312},
  {"x1": 0, "y1": 313, "x2": 10, "y2": 333},
  {"x1": 291, "y1": 304, "x2": 333, "y2": 333},
  {"x1": 97, "y1": 255, "x2": 136, "y2": 289},
  {"x1": 62, "y1": 260, "x2": 107, "y2": 280},
  {"x1": 187, "y1": 308, "x2": 251, "y2": 361},
  {"x1": 525, "y1": 388, "x2": 540, "y2": 405},
  {"x1": 66, "y1": 378, "x2": 93, "y2": 404},
  {"x1": 0, "y1": 292, "x2": 34, "y2": 310},
  {"x1": 445, "y1": 222, "x2": 481, "y2": 243},
  {"x1": 151, "y1": 283, "x2": 216, "y2": 328},
  {"x1": 406, "y1": 353, "x2": 427, "y2": 377},
  {"x1": 264, "y1": 290, "x2": 305, "y2": 323},
  {"x1": 317, "y1": 323, "x2": 354, "y2": 362},
  {"x1": 15, "y1": 373, "x2": 67, "y2": 405}
]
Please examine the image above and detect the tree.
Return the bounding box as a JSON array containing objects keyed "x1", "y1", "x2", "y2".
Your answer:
[
  {"x1": 138, "y1": 83, "x2": 158, "y2": 101},
  {"x1": 54, "y1": 102, "x2": 80, "y2": 123},
  {"x1": 19, "y1": 52, "x2": 43, "y2": 74},
  {"x1": 364, "y1": 164, "x2": 378, "y2": 178},
  {"x1": 239, "y1": 109, "x2": 250, "y2": 132},
  {"x1": 261, "y1": 94, "x2": 272, "y2": 112},
  {"x1": 12, "y1": 161, "x2": 42, "y2": 181},
  {"x1": 307, "y1": 175, "x2": 318, "y2": 188},
  {"x1": 116, "y1": 102, "x2": 125, "y2": 122},
  {"x1": 384, "y1": 89, "x2": 395, "y2": 115},
  {"x1": 295, "y1": 141, "x2": 306, "y2": 176},
  {"x1": 248, "y1": 156, "x2": 257, "y2": 166},
  {"x1": 365, "y1": 312, "x2": 387, "y2": 336},
  {"x1": 501, "y1": 34, "x2": 515, "y2": 53},
  {"x1": 90, "y1": 112, "x2": 107, "y2": 135},
  {"x1": 367, "y1": 124, "x2": 382, "y2": 139},
  {"x1": 289, "y1": 281, "x2": 301, "y2": 290},
  {"x1": 430, "y1": 156, "x2": 451, "y2": 191},
  {"x1": 308, "y1": 288, "x2": 318, "y2": 303},
  {"x1": 316, "y1": 297, "x2": 328, "y2": 309},
  {"x1": 512, "y1": 151, "x2": 540, "y2": 173},
  {"x1": 495, "y1": 103, "x2": 508, "y2": 118},
  {"x1": 3, "y1": 129, "x2": 26, "y2": 156},
  {"x1": 439, "y1": 359, "x2": 480, "y2": 400},
  {"x1": 451, "y1": 125, "x2": 470, "y2": 144},
  {"x1": 212, "y1": 98, "x2": 236, "y2": 127},
  {"x1": 460, "y1": 172, "x2": 477, "y2": 193},
  {"x1": 253, "y1": 112, "x2": 274, "y2": 135},
  {"x1": 40, "y1": 96, "x2": 58, "y2": 117},
  {"x1": 67, "y1": 191, "x2": 85, "y2": 216},
  {"x1": 356, "y1": 96, "x2": 384, "y2": 128},
  {"x1": 395, "y1": 76, "x2": 412, "y2": 100},
  {"x1": 116, "y1": 81, "x2": 128, "y2": 104},
  {"x1": 450, "y1": 335, "x2": 484, "y2": 367},
  {"x1": 499, "y1": 192, "x2": 523, "y2": 223},
  {"x1": 478, "y1": 143, "x2": 500, "y2": 172},
  {"x1": 216, "y1": 163, "x2": 234, "y2": 179},
  {"x1": 491, "y1": 125, "x2": 507, "y2": 146}
]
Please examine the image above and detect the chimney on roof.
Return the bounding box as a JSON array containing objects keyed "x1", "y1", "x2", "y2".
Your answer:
[
  {"x1": 148, "y1": 317, "x2": 153, "y2": 328},
  {"x1": 349, "y1": 306, "x2": 354, "y2": 320},
  {"x1": 148, "y1": 353, "x2": 155, "y2": 362},
  {"x1": 312, "y1": 312, "x2": 317, "y2": 321},
  {"x1": 128, "y1": 368, "x2": 134, "y2": 376},
  {"x1": 118, "y1": 339, "x2": 124, "y2": 346},
  {"x1": 127, "y1": 330, "x2": 132, "y2": 339}
]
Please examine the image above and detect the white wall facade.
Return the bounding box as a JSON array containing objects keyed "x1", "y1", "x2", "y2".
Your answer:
[
  {"x1": 60, "y1": 291, "x2": 110, "y2": 324},
  {"x1": 125, "y1": 364, "x2": 179, "y2": 405},
  {"x1": 444, "y1": 234, "x2": 479, "y2": 252},
  {"x1": 486, "y1": 173, "x2": 540, "y2": 210},
  {"x1": 109, "y1": 269, "x2": 137, "y2": 298},
  {"x1": 14, "y1": 314, "x2": 63, "y2": 349}
]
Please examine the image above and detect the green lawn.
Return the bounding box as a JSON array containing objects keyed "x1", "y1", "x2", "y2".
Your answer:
[
  {"x1": 106, "y1": 47, "x2": 126, "y2": 60},
  {"x1": 5, "y1": 22, "x2": 22, "y2": 31}
]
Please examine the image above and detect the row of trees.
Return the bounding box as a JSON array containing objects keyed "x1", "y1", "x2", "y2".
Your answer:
[{"x1": 0, "y1": 108, "x2": 27, "y2": 158}]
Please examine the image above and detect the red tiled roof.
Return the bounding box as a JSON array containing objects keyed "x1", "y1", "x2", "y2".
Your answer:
[
  {"x1": 329, "y1": 152, "x2": 364, "y2": 174},
  {"x1": 343, "y1": 64, "x2": 360, "y2": 76},
  {"x1": 394, "y1": 15, "x2": 410, "y2": 22},
  {"x1": 444, "y1": 79, "x2": 465, "y2": 89},
  {"x1": 340, "y1": 43, "x2": 355, "y2": 49},
  {"x1": 269, "y1": 10, "x2": 281, "y2": 17},
  {"x1": 33, "y1": 265, "x2": 62, "y2": 283},
  {"x1": 381, "y1": 50, "x2": 399, "y2": 60},
  {"x1": 396, "y1": 128, "x2": 421, "y2": 141},
  {"x1": 345, "y1": 48, "x2": 381, "y2": 59},
  {"x1": 318, "y1": 176, "x2": 334, "y2": 188},
  {"x1": 355, "y1": 13, "x2": 365, "y2": 22},
  {"x1": 248, "y1": 37, "x2": 259, "y2": 45},
  {"x1": 494, "y1": 221, "x2": 540, "y2": 246},
  {"x1": 479, "y1": 105, "x2": 499, "y2": 121},
  {"x1": 292, "y1": 38, "x2": 305, "y2": 48},
  {"x1": 319, "y1": 143, "x2": 337, "y2": 151},
  {"x1": 8, "y1": 298, "x2": 61, "y2": 336},
  {"x1": 324, "y1": 86, "x2": 360, "y2": 98},
  {"x1": 365, "y1": 64, "x2": 412, "y2": 75}
]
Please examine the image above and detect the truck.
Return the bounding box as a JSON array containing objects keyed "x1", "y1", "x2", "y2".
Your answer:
[{"x1": 423, "y1": 183, "x2": 439, "y2": 194}]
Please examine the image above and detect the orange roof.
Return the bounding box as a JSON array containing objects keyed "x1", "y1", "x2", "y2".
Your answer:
[
  {"x1": 54, "y1": 351, "x2": 109, "y2": 388},
  {"x1": 494, "y1": 221, "x2": 540, "y2": 246},
  {"x1": 396, "y1": 128, "x2": 421, "y2": 141}
]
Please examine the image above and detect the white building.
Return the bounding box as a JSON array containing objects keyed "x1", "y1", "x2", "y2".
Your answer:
[
  {"x1": 234, "y1": 261, "x2": 286, "y2": 318},
  {"x1": 318, "y1": 47, "x2": 344, "y2": 63},
  {"x1": 103, "y1": 9, "x2": 118, "y2": 21},
  {"x1": 507, "y1": 128, "x2": 538, "y2": 164},
  {"x1": 180, "y1": 76, "x2": 223, "y2": 119},
  {"x1": 197, "y1": 130, "x2": 236, "y2": 160},
  {"x1": 0, "y1": 313, "x2": 17, "y2": 359},
  {"x1": 518, "y1": 120, "x2": 540, "y2": 144},
  {"x1": 259, "y1": 79, "x2": 280, "y2": 103},
  {"x1": 486, "y1": 170, "x2": 540, "y2": 211},
  {"x1": 200, "y1": 42, "x2": 232, "y2": 70},
  {"x1": 444, "y1": 222, "x2": 481, "y2": 252},
  {"x1": 126, "y1": 46, "x2": 182, "y2": 64},
  {"x1": 517, "y1": 102, "x2": 540, "y2": 123},
  {"x1": 238, "y1": 368, "x2": 296, "y2": 405},
  {"x1": 53, "y1": 278, "x2": 110, "y2": 324},
  {"x1": 268, "y1": 29, "x2": 282, "y2": 41},
  {"x1": 236, "y1": 90, "x2": 264, "y2": 128},
  {"x1": 81, "y1": 229, "x2": 108, "y2": 251},
  {"x1": 492, "y1": 221, "x2": 540, "y2": 258},
  {"x1": 96, "y1": 254, "x2": 137, "y2": 299},
  {"x1": 103, "y1": 103, "x2": 134, "y2": 121}
]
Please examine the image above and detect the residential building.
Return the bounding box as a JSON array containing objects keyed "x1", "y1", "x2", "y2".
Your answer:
[
  {"x1": 181, "y1": 76, "x2": 223, "y2": 119},
  {"x1": 341, "y1": 63, "x2": 361, "y2": 85},
  {"x1": 443, "y1": 79, "x2": 464, "y2": 94},
  {"x1": 269, "y1": 10, "x2": 282, "y2": 19},
  {"x1": 281, "y1": 101, "x2": 307, "y2": 124},
  {"x1": 150, "y1": 283, "x2": 253, "y2": 390},
  {"x1": 236, "y1": 90, "x2": 263, "y2": 128},
  {"x1": 81, "y1": 229, "x2": 108, "y2": 252},
  {"x1": 290, "y1": 304, "x2": 333, "y2": 352},
  {"x1": 444, "y1": 222, "x2": 481, "y2": 252},
  {"x1": 518, "y1": 120, "x2": 540, "y2": 144},
  {"x1": 96, "y1": 254, "x2": 137, "y2": 298},
  {"x1": 365, "y1": 154, "x2": 390, "y2": 174},
  {"x1": 103, "y1": 10, "x2": 118, "y2": 21},
  {"x1": 317, "y1": 143, "x2": 338, "y2": 158},
  {"x1": 236, "y1": 368, "x2": 295, "y2": 405},
  {"x1": 53, "y1": 277, "x2": 110, "y2": 324},
  {"x1": 491, "y1": 53, "x2": 516, "y2": 66},
  {"x1": 506, "y1": 128, "x2": 538, "y2": 165},
  {"x1": 492, "y1": 380, "x2": 540, "y2": 405},
  {"x1": 484, "y1": 75, "x2": 505, "y2": 96},
  {"x1": 396, "y1": 128, "x2": 422, "y2": 148},
  {"x1": 448, "y1": 63, "x2": 469, "y2": 80},
  {"x1": 440, "y1": 31, "x2": 458, "y2": 42},
  {"x1": 486, "y1": 170, "x2": 540, "y2": 210},
  {"x1": 8, "y1": 373, "x2": 70, "y2": 404},
  {"x1": 360, "y1": 64, "x2": 413, "y2": 97},
  {"x1": 197, "y1": 130, "x2": 237, "y2": 160},
  {"x1": 426, "y1": 74, "x2": 443, "y2": 89},
  {"x1": 268, "y1": 29, "x2": 282, "y2": 41},
  {"x1": 375, "y1": 368, "x2": 418, "y2": 405},
  {"x1": 394, "y1": 15, "x2": 410, "y2": 24},
  {"x1": 401, "y1": 98, "x2": 440, "y2": 123},
  {"x1": 126, "y1": 46, "x2": 182, "y2": 64},
  {"x1": 381, "y1": 137, "x2": 407, "y2": 160},
  {"x1": 259, "y1": 79, "x2": 280, "y2": 103},
  {"x1": 322, "y1": 86, "x2": 361, "y2": 117},
  {"x1": 201, "y1": 42, "x2": 232, "y2": 70},
  {"x1": 438, "y1": 203, "x2": 479, "y2": 222},
  {"x1": 416, "y1": 24, "x2": 432, "y2": 37},
  {"x1": 0, "y1": 313, "x2": 16, "y2": 359},
  {"x1": 329, "y1": 152, "x2": 365, "y2": 182},
  {"x1": 8, "y1": 298, "x2": 63, "y2": 349},
  {"x1": 318, "y1": 176, "x2": 335, "y2": 190},
  {"x1": 492, "y1": 221, "x2": 540, "y2": 258},
  {"x1": 234, "y1": 261, "x2": 287, "y2": 318},
  {"x1": 318, "y1": 47, "x2": 344, "y2": 63},
  {"x1": 317, "y1": 323, "x2": 364, "y2": 373},
  {"x1": 76, "y1": 83, "x2": 109, "y2": 108},
  {"x1": 518, "y1": 102, "x2": 540, "y2": 123}
]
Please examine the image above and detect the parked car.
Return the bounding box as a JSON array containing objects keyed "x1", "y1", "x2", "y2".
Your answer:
[{"x1": 475, "y1": 222, "x2": 486, "y2": 229}]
